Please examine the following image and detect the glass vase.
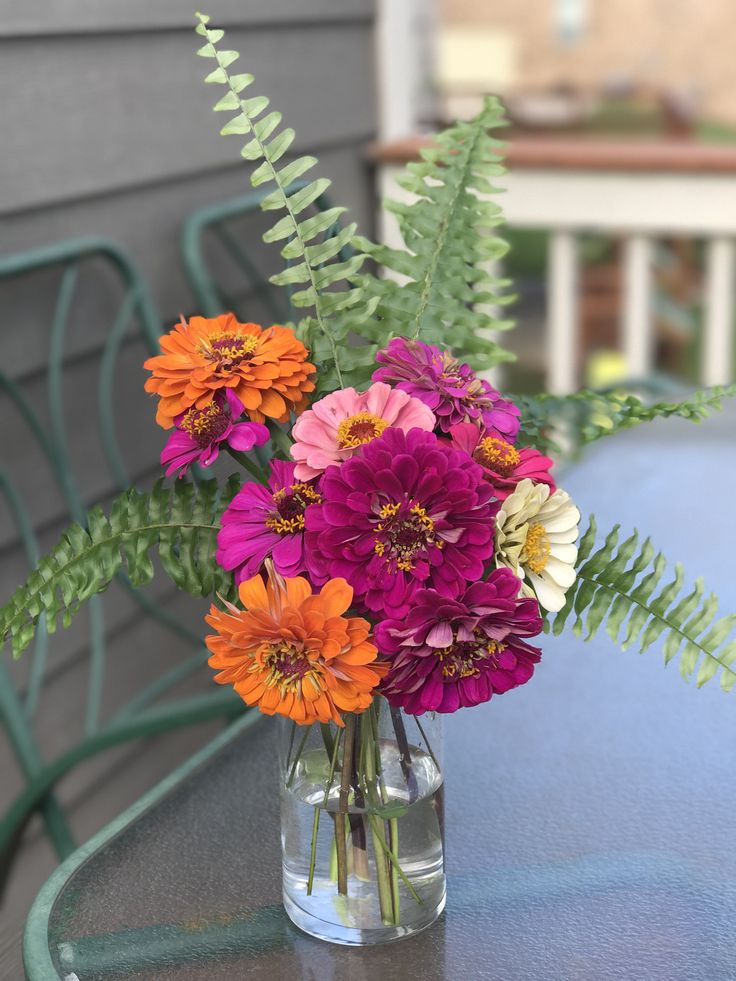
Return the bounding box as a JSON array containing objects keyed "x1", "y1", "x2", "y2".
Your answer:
[{"x1": 278, "y1": 696, "x2": 445, "y2": 945}]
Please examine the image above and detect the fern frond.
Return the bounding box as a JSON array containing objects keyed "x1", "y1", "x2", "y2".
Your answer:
[
  {"x1": 353, "y1": 96, "x2": 515, "y2": 373},
  {"x1": 548, "y1": 517, "x2": 736, "y2": 693},
  {"x1": 0, "y1": 476, "x2": 241, "y2": 659},
  {"x1": 194, "y1": 12, "x2": 372, "y2": 389},
  {"x1": 516, "y1": 384, "x2": 736, "y2": 456}
]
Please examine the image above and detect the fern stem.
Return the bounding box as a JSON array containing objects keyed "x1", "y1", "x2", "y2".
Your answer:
[
  {"x1": 409, "y1": 124, "x2": 487, "y2": 339},
  {"x1": 205, "y1": 25, "x2": 345, "y2": 387},
  {"x1": 575, "y1": 572, "x2": 733, "y2": 674}
]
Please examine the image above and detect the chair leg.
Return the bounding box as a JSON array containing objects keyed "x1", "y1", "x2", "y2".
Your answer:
[
  {"x1": 0, "y1": 788, "x2": 76, "y2": 902},
  {"x1": 0, "y1": 664, "x2": 76, "y2": 895}
]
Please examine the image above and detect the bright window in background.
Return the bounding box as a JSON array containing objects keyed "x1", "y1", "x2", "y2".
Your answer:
[{"x1": 555, "y1": 0, "x2": 588, "y2": 45}]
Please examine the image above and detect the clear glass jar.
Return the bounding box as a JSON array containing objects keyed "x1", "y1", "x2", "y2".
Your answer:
[{"x1": 278, "y1": 697, "x2": 445, "y2": 945}]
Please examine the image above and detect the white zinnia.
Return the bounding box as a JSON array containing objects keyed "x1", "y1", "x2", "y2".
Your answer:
[{"x1": 495, "y1": 478, "x2": 580, "y2": 613}]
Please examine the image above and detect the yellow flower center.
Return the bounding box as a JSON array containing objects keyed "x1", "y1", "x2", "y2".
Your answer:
[
  {"x1": 476, "y1": 437, "x2": 520, "y2": 476},
  {"x1": 373, "y1": 501, "x2": 440, "y2": 572},
  {"x1": 202, "y1": 331, "x2": 259, "y2": 371},
  {"x1": 522, "y1": 521, "x2": 551, "y2": 574},
  {"x1": 180, "y1": 401, "x2": 229, "y2": 447},
  {"x1": 266, "y1": 483, "x2": 322, "y2": 535},
  {"x1": 336, "y1": 412, "x2": 389, "y2": 449},
  {"x1": 437, "y1": 636, "x2": 507, "y2": 679}
]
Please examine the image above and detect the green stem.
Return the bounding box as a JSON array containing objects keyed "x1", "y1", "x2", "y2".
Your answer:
[
  {"x1": 390, "y1": 706, "x2": 418, "y2": 802},
  {"x1": 319, "y1": 722, "x2": 335, "y2": 762},
  {"x1": 306, "y1": 808, "x2": 320, "y2": 897},
  {"x1": 286, "y1": 725, "x2": 311, "y2": 789},
  {"x1": 413, "y1": 715, "x2": 441, "y2": 771},
  {"x1": 369, "y1": 816, "x2": 395, "y2": 925},
  {"x1": 307, "y1": 727, "x2": 343, "y2": 896},
  {"x1": 284, "y1": 722, "x2": 297, "y2": 773},
  {"x1": 268, "y1": 422, "x2": 294, "y2": 460},
  {"x1": 336, "y1": 714, "x2": 356, "y2": 895},
  {"x1": 224, "y1": 446, "x2": 269, "y2": 484},
  {"x1": 361, "y1": 707, "x2": 395, "y2": 923},
  {"x1": 368, "y1": 815, "x2": 424, "y2": 907},
  {"x1": 378, "y1": 706, "x2": 403, "y2": 916},
  {"x1": 388, "y1": 817, "x2": 400, "y2": 921}
]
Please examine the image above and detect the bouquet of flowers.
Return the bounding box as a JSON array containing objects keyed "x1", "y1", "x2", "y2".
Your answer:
[
  {"x1": 144, "y1": 311, "x2": 576, "y2": 938},
  {"x1": 2, "y1": 12, "x2": 735, "y2": 947}
]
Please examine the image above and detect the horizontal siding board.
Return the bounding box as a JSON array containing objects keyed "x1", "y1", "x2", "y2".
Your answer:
[
  {"x1": 1, "y1": 142, "x2": 374, "y2": 380},
  {"x1": 0, "y1": 0, "x2": 374, "y2": 36},
  {"x1": 1, "y1": 24, "x2": 376, "y2": 214}
]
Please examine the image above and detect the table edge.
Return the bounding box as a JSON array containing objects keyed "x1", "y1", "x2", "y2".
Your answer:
[{"x1": 22, "y1": 711, "x2": 264, "y2": 981}]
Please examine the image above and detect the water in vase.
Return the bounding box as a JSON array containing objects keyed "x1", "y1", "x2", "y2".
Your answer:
[{"x1": 281, "y1": 737, "x2": 446, "y2": 945}]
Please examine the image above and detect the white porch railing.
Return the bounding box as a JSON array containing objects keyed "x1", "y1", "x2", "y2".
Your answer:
[{"x1": 372, "y1": 137, "x2": 736, "y2": 393}]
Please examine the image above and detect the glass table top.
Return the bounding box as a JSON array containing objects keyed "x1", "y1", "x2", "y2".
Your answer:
[{"x1": 26, "y1": 409, "x2": 736, "y2": 980}]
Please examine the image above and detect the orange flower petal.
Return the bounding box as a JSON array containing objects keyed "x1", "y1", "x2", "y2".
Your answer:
[{"x1": 238, "y1": 575, "x2": 270, "y2": 612}]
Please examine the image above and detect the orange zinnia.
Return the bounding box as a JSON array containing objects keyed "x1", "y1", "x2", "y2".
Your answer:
[
  {"x1": 143, "y1": 313, "x2": 316, "y2": 428},
  {"x1": 205, "y1": 570, "x2": 385, "y2": 726}
]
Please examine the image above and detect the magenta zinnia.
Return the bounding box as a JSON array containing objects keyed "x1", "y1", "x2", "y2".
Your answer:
[
  {"x1": 160, "y1": 389, "x2": 269, "y2": 478},
  {"x1": 304, "y1": 427, "x2": 497, "y2": 618},
  {"x1": 216, "y1": 459, "x2": 320, "y2": 583},
  {"x1": 373, "y1": 336, "x2": 521, "y2": 440},
  {"x1": 377, "y1": 568, "x2": 543, "y2": 714},
  {"x1": 449, "y1": 422, "x2": 556, "y2": 501}
]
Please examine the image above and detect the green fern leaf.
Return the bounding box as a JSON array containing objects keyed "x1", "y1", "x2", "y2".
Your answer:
[
  {"x1": 194, "y1": 11, "x2": 372, "y2": 388},
  {"x1": 351, "y1": 97, "x2": 514, "y2": 374},
  {"x1": 515, "y1": 385, "x2": 736, "y2": 457},
  {"x1": 549, "y1": 517, "x2": 736, "y2": 693},
  {"x1": 0, "y1": 476, "x2": 241, "y2": 659}
]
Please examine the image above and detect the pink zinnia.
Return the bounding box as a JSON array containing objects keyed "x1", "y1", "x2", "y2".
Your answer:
[
  {"x1": 449, "y1": 423, "x2": 556, "y2": 501},
  {"x1": 160, "y1": 389, "x2": 269, "y2": 478},
  {"x1": 372, "y1": 336, "x2": 521, "y2": 440},
  {"x1": 290, "y1": 382, "x2": 435, "y2": 480},
  {"x1": 216, "y1": 460, "x2": 320, "y2": 583},
  {"x1": 377, "y1": 568, "x2": 543, "y2": 715},
  {"x1": 304, "y1": 427, "x2": 497, "y2": 618}
]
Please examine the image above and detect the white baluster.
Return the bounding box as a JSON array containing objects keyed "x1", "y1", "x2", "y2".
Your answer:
[
  {"x1": 547, "y1": 231, "x2": 579, "y2": 394},
  {"x1": 703, "y1": 237, "x2": 735, "y2": 386},
  {"x1": 622, "y1": 235, "x2": 653, "y2": 379}
]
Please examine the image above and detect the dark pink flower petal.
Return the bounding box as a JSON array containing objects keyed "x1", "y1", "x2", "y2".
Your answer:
[
  {"x1": 373, "y1": 337, "x2": 521, "y2": 440},
  {"x1": 227, "y1": 421, "x2": 270, "y2": 452},
  {"x1": 377, "y1": 570, "x2": 543, "y2": 715},
  {"x1": 160, "y1": 431, "x2": 201, "y2": 478},
  {"x1": 216, "y1": 460, "x2": 320, "y2": 584},
  {"x1": 304, "y1": 427, "x2": 498, "y2": 619}
]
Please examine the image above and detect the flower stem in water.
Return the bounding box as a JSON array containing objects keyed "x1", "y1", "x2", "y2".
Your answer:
[
  {"x1": 307, "y1": 727, "x2": 343, "y2": 896},
  {"x1": 390, "y1": 707, "x2": 419, "y2": 802},
  {"x1": 286, "y1": 725, "x2": 311, "y2": 789},
  {"x1": 388, "y1": 816, "x2": 400, "y2": 921},
  {"x1": 336, "y1": 714, "x2": 356, "y2": 895},
  {"x1": 368, "y1": 814, "x2": 425, "y2": 907},
  {"x1": 349, "y1": 716, "x2": 369, "y2": 880}
]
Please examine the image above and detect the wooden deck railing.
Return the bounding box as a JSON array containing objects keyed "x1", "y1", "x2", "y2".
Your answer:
[{"x1": 370, "y1": 137, "x2": 736, "y2": 393}]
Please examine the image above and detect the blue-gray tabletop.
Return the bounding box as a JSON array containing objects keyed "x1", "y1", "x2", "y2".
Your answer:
[{"x1": 24, "y1": 406, "x2": 736, "y2": 980}]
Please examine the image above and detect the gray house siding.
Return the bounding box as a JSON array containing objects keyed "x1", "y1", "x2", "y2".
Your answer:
[{"x1": 0, "y1": 3, "x2": 376, "y2": 975}]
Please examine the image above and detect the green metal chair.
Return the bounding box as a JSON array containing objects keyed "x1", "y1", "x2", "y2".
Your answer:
[
  {"x1": 0, "y1": 237, "x2": 245, "y2": 889},
  {"x1": 181, "y1": 182, "x2": 350, "y2": 320}
]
